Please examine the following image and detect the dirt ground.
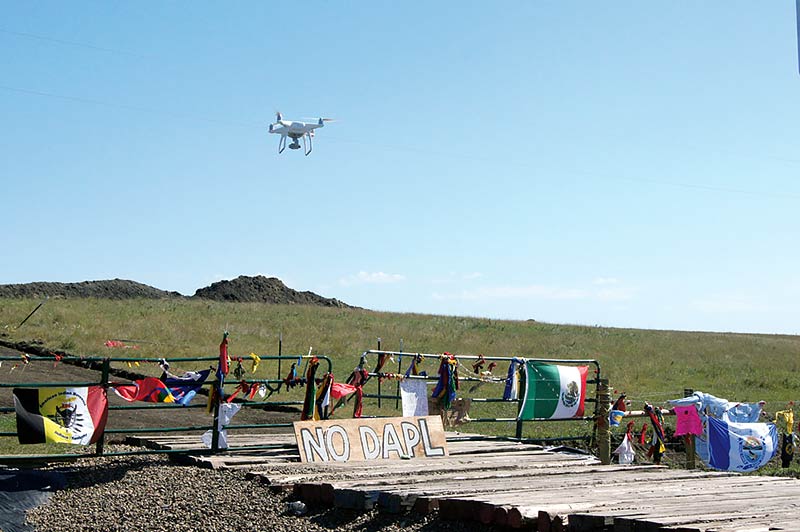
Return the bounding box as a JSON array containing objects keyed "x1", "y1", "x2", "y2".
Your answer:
[{"x1": 0, "y1": 344, "x2": 299, "y2": 436}]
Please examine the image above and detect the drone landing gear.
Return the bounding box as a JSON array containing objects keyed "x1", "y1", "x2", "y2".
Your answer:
[{"x1": 276, "y1": 134, "x2": 313, "y2": 156}]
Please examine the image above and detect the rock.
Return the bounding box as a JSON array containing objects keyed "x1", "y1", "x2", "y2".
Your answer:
[{"x1": 24, "y1": 446, "x2": 498, "y2": 532}]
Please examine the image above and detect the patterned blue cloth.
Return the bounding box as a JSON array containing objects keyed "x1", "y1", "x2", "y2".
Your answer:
[
  {"x1": 502, "y1": 358, "x2": 524, "y2": 401},
  {"x1": 669, "y1": 391, "x2": 762, "y2": 423}
]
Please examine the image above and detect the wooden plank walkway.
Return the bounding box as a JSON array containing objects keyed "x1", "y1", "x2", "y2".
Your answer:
[{"x1": 131, "y1": 432, "x2": 800, "y2": 531}]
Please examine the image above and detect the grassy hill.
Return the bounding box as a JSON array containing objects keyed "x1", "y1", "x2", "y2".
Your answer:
[
  {"x1": 2, "y1": 297, "x2": 798, "y2": 409},
  {"x1": 3, "y1": 296, "x2": 800, "y2": 473}
]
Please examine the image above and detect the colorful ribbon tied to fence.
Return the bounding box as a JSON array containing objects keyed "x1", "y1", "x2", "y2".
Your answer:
[
  {"x1": 301, "y1": 357, "x2": 320, "y2": 421},
  {"x1": 644, "y1": 403, "x2": 666, "y2": 461},
  {"x1": 502, "y1": 358, "x2": 523, "y2": 401},
  {"x1": 218, "y1": 331, "x2": 230, "y2": 378},
  {"x1": 431, "y1": 353, "x2": 459, "y2": 410}
]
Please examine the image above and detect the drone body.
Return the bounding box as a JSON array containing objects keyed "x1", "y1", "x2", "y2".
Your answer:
[{"x1": 268, "y1": 112, "x2": 331, "y2": 156}]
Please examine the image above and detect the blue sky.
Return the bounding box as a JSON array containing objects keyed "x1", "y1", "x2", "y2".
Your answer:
[{"x1": 2, "y1": 2, "x2": 799, "y2": 334}]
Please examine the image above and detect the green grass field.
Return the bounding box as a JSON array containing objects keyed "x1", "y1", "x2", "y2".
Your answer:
[
  {"x1": 1, "y1": 297, "x2": 799, "y2": 462},
  {"x1": 3, "y1": 297, "x2": 798, "y2": 401}
]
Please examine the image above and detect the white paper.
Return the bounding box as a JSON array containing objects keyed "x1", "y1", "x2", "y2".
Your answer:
[
  {"x1": 202, "y1": 403, "x2": 242, "y2": 449},
  {"x1": 400, "y1": 379, "x2": 429, "y2": 417},
  {"x1": 614, "y1": 433, "x2": 635, "y2": 465}
]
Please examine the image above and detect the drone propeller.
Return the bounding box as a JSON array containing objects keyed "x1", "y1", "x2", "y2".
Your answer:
[{"x1": 300, "y1": 117, "x2": 336, "y2": 123}]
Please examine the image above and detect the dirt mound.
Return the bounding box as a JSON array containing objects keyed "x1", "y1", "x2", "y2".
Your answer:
[
  {"x1": 0, "y1": 276, "x2": 351, "y2": 308},
  {"x1": 0, "y1": 279, "x2": 183, "y2": 300},
  {"x1": 193, "y1": 275, "x2": 349, "y2": 307}
]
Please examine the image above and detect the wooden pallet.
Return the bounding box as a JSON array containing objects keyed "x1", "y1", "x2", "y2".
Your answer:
[{"x1": 131, "y1": 431, "x2": 800, "y2": 531}]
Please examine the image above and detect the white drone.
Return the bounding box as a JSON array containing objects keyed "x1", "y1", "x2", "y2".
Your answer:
[{"x1": 268, "y1": 112, "x2": 333, "y2": 156}]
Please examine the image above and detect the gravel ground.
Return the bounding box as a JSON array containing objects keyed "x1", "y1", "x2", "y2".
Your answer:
[{"x1": 24, "y1": 446, "x2": 499, "y2": 532}]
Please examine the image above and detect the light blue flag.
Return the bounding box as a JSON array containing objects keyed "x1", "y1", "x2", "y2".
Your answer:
[{"x1": 706, "y1": 417, "x2": 777, "y2": 472}]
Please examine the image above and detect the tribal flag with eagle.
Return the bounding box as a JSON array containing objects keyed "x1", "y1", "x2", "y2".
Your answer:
[{"x1": 13, "y1": 386, "x2": 108, "y2": 445}]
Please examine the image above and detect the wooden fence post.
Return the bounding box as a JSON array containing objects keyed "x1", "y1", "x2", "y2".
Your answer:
[
  {"x1": 596, "y1": 379, "x2": 611, "y2": 465},
  {"x1": 395, "y1": 338, "x2": 403, "y2": 410},
  {"x1": 684, "y1": 388, "x2": 695, "y2": 469}
]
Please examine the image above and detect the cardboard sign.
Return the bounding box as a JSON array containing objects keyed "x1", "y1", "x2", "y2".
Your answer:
[{"x1": 293, "y1": 416, "x2": 448, "y2": 463}]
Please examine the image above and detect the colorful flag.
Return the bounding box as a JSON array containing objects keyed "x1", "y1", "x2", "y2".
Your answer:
[
  {"x1": 249, "y1": 352, "x2": 261, "y2": 374},
  {"x1": 218, "y1": 332, "x2": 230, "y2": 377},
  {"x1": 645, "y1": 403, "x2": 666, "y2": 463},
  {"x1": 502, "y1": 358, "x2": 523, "y2": 401},
  {"x1": 301, "y1": 357, "x2": 320, "y2": 421},
  {"x1": 314, "y1": 373, "x2": 333, "y2": 420},
  {"x1": 163, "y1": 369, "x2": 211, "y2": 406},
  {"x1": 674, "y1": 405, "x2": 703, "y2": 436},
  {"x1": 775, "y1": 409, "x2": 795, "y2": 434},
  {"x1": 113, "y1": 377, "x2": 176, "y2": 403},
  {"x1": 330, "y1": 382, "x2": 357, "y2": 399},
  {"x1": 13, "y1": 386, "x2": 108, "y2": 445},
  {"x1": 431, "y1": 353, "x2": 458, "y2": 410},
  {"x1": 518, "y1": 362, "x2": 588, "y2": 420},
  {"x1": 706, "y1": 417, "x2": 778, "y2": 472},
  {"x1": 609, "y1": 410, "x2": 625, "y2": 427}
]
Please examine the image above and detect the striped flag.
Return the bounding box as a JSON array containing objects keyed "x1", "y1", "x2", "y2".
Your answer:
[
  {"x1": 706, "y1": 417, "x2": 778, "y2": 472},
  {"x1": 518, "y1": 362, "x2": 588, "y2": 420},
  {"x1": 13, "y1": 386, "x2": 108, "y2": 445}
]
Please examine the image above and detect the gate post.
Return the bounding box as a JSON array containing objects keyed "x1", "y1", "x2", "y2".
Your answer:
[
  {"x1": 395, "y1": 339, "x2": 403, "y2": 409},
  {"x1": 515, "y1": 366, "x2": 527, "y2": 440},
  {"x1": 95, "y1": 357, "x2": 111, "y2": 456},
  {"x1": 684, "y1": 388, "x2": 696, "y2": 469},
  {"x1": 596, "y1": 379, "x2": 611, "y2": 465},
  {"x1": 211, "y1": 394, "x2": 221, "y2": 452},
  {"x1": 377, "y1": 338, "x2": 382, "y2": 408}
]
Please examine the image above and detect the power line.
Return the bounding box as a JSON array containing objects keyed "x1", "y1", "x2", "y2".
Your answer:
[
  {"x1": 0, "y1": 27, "x2": 147, "y2": 58},
  {"x1": 323, "y1": 135, "x2": 800, "y2": 201},
  {"x1": 0, "y1": 85, "x2": 263, "y2": 129}
]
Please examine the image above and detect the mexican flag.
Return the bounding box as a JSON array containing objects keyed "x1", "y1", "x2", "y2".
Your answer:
[
  {"x1": 13, "y1": 386, "x2": 108, "y2": 445},
  {"x1": 518, "y1": 362, "x2": 588, "y2": 420}
]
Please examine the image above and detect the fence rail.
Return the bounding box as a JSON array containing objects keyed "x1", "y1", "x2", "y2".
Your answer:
[
  {"x1": 1, "y1": 347, "x2": 693, "y2": 467},
  {"x1": 351, "y1": 350, "x2": 605, "y2": 453},
  {"x1": 0, "y1": 352, "x2": 332, "y2": 463}
]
